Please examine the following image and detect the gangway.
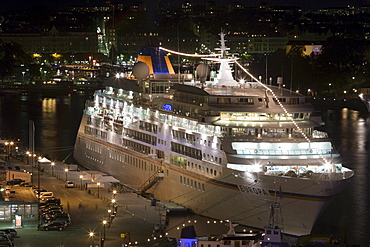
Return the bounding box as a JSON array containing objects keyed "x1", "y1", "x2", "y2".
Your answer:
[{"x1": 139, "y1": 171, "x2": 164, "y2": 194}]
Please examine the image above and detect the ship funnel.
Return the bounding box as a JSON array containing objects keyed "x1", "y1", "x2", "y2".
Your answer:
[{"x1": 137, "y1": 46, "x2": 175, "y2": 75}]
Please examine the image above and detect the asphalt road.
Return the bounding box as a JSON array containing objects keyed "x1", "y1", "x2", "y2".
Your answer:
[{"x1": 5, "y1": 157, "x2": 166, "y2": 247}]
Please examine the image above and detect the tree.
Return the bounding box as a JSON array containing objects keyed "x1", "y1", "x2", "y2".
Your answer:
[
  {"x1": 0, "y1": 42, "x2": 29, "y2": 83},
  {"x1": 313, "y1": 36, "x2": 370, "y2": 92}
]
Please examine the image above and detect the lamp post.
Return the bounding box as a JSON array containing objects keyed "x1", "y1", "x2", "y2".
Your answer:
[
  {"x1": 51, "y1": 162, "x2": 55, "y2": 176},
  {"x1": 97, "y1": 182, "x2": 101, "y2": 198},
  {"x1": 108, "y1": 209, "x2": 112, "y2": 225},
  {"x1": 102, "y1": 220, "x2": 107, "y2": 240},
  {"x1": 33, "y1": 154, "x2": 36, "y2": 167},
  {"x1": 64, "y1": 168, "x2": 68, "y2": 181},
  {"x1": 26, "y1": 151, "x2": 30, "y2": 164},
  {"x1": 5, "y1": 141, "x2": 13, "y2": 160},
  {"x1": 111, "y1": 199, "x2": 116, "y2": 214},
  {"x1": 79, "y1": 175, "x2": 83, "y2": 189},
  {"x1": 112, "y1": 190, "x2": 117, "y2": 199},
  {"x1": 89, "y1": 232, "x2": 94, "y2": 247},
  {"x1": 37, "y1": 157, "x2": 41, "y2": 201}
]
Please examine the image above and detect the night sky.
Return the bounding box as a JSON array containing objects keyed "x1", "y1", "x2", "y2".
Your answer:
[{"x1": 2, "y1": 0, "x2": 370, "y2": 12}]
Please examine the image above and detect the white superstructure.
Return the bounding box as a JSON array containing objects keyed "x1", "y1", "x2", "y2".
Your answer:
[{"x1": 74, "y1": 34, "x2": 353, "y2": 237}]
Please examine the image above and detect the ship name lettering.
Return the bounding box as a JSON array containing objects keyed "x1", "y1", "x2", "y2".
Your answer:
[{"x1": 238, "y1": 185, "x2": 268, "y2": 196}]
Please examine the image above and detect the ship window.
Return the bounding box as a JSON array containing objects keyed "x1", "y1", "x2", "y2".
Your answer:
[
  {"x1": 290, "y1": 98, "x2": 299, "y2": 105},
  {"x1": 180, "y1": 176, "x2": 182, "y2": 183},
  {"x1": 217, "y1": 97, "x2": 231, "y2": 104},
  {"x1": 210, "y1": 168, "x2": 213, "y2": 174},
  {"x1": 202, "y1": 184, "x2": 205, "y2": 192},
  {"x1": 206, "y1": 168, "x2": 209, "y2": 173}
]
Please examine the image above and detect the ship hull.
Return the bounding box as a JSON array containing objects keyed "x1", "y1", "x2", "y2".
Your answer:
[{"x1": 74, "y1": 114, "x2": 351, "y2": 236}]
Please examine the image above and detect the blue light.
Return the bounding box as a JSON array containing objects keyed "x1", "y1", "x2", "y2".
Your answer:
[{"x1": 163, "y1": 104, "x2": 172, "y2": 111}]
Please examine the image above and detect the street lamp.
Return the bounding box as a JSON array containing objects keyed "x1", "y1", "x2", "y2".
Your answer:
[
  {"x1": 26, "y1": 151, "x2": 30, "y2": 164},
  {"x1": 112, "y1": 190, "x2": 117, "y2": 199},
  {"x1": 111, "y1": 199, "x2": 116, "y2": 214},
  {"x1": 80, "y1": 175, "x2": 83, "y2": 189},
  {"x1": 102, "y1": 220, "x2": 107, "y2": 240},
  {"x1": 64, "y1": 168, "x2": 68, "y2": 181},
  {"x1": 51, "y1": 162, "x2": 55, "y2": 176},
  {"x1": 33, "y1": 154, "x2": 36, "y2": 167},
  {"x1": 89, "y1": 232, "x2": 94, "y2": 247},
  {"x1": 97, "y1": 182, "x2": 101, "y2": 198},
  {"x1": 5, "y1": 141, "x2": 13, "y2": 160},
  {"x1": 107, "y1": 209, "x2": 112, "y2": 225}
]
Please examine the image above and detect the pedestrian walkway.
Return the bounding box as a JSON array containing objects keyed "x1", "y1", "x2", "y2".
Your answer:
[{"x1": 5, "y1": 156, "x2": 175, "y2": 247}]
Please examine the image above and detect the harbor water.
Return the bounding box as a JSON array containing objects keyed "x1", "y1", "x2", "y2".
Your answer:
[{"x1": 0, "y1": 92, "x2": 368, "y2": 246}]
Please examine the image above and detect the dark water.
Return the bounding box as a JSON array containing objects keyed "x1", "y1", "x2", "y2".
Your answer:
[
  {"x1": 0, "y1": 92, "x2": 92, "y2": 162},
  {"x1": 0, "y1": 93, "x2": 369, "y2": 246},
  {"x1": 311, "y1": 108, "x2": 370, "y2": 247}
]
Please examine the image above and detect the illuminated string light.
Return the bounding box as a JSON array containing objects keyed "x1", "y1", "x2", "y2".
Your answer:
[
  {"x1": 159, "y1": 47, "x2": 220, "y2": 57},
  {"x1": 234, "y1": 60, "x2": 328, "y2": 164}
]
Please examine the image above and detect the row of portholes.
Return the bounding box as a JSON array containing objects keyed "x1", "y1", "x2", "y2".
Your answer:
[
  {"x1": 180, "y1": 175, "x2": 205, "y2": 192},
  {"x1": 86, "y1": 154, "x2": 103, "y2": 164},
  {"x1": 187, "y1": 161, "x2": 220, "y2": 177}
]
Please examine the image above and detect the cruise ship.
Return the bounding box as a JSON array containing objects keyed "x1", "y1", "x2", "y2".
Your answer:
[{"x1": 73, "y1": 33, "x2": 354, "y2": 237}]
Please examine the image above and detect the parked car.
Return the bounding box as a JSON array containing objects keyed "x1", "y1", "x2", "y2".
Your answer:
[
  {"x1": 34, "y1": 188, "x2": 47, "y2": 196},
  {"x1": 47, "y1": 214, "x2": 71, "y2": 226},
  {"x1": 20, "y1": 182, "x2": 32, "y2": 187},
  {"x1": 0, "y1": 238, "x2": 12, "y2": 247},
  {"x1": 6, "y1": 179, "x2": 25, "y2": 185},
  {"x1": 0, "y1": 230, "x2": 13, "y2": 240},
  {"x1": 40, "y1": 202, "x2": 59, "y2": 208},
  {"x1": 0, "y1": 229, "x2": 16, "y2": 238},
  {"x1": 41, "y1": 207, "x2": 63, "y2": 215},
  {"x1": 41, "y1": 221, "x2": 65, "y2": 231},
  {"x1": 39, "y1": 192, "x2": 54, "y2": 200},
  {"x1": 40, "y1": 198, "x2": 61, "y2": 206},
  {"x1": 65, "y1": 181, "x2": 74, "y2": 188}
]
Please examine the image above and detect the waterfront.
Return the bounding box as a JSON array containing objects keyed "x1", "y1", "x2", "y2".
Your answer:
[{"x1": 0, "y1": 92, "x2": 369, "y2": 246}]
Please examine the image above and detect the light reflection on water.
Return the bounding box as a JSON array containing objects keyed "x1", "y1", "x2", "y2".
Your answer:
[
  {"x1": 312, "y1": 108, "x2": 370, "y2": 246},
  {"x1": 0, "y1": 95, "x2": 369, "y2": 245}
]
